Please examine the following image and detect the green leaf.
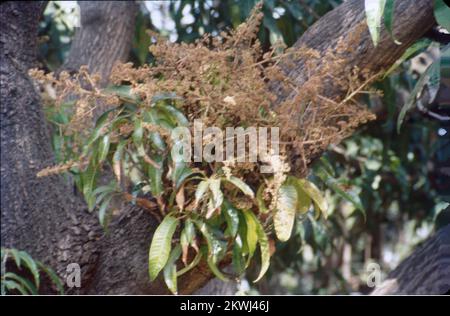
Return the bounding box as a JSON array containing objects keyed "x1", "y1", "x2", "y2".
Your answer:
[
  {"x1": 244, "y1": 211, "x2": 271, "y2": 283},
  {"x1": 287, "y1": 177, "x2": 312, "y2": 215},
  {"x1": 151, "y1": 92, "x2": 182, "y2": 104},
  {"x1": 434, "y1": 0, "x2": 450, "y2": 32},
  {"x1": 148, "y1": 155, "x2": 164, "y2": 196},
  {"x1": 207, "y1": 178, "x2": 223, "y2": 218},
  {"x1": 195, "y1": 221, "x2": 228, "y2": 281},
  {"x1": 97, "y1": 135, "x2": 111, "y2": 163},
  {"x1": 222, "y1": 201, "x2": 239, "y2": 238},
  {"x1": 182, "y1": 218, "x2": 195, "y2": 245},
  {"x1": 384, "y1": 39, "x2": 432, "y2": 78},
  {"x1": 397, "y1": 61, "x2": 437, "y2": 133},
  {"x1": 315, "y1": 169, "x2": 365, "y2": 218},
  {"x1": 98, "y1": 195, "x2": 113, "y2": 229},
  {"x1": 83, "y1": 108, "x2": 115, "y2": 155},
  {"x1": 172, "y1": 163, "x2": 196, "y2": 189},
  {"x1": 4, "y1": 280, "x2": 28, "y2": 295},
  {"x1": 297, "y1": 179, "x2": 328, "y2": 219},
  {"x1": 365, "y1": 0, "x2": 387, "y2": 47},
  {"x1": 37, "y1": 261, "x2": 64, "y2": 294},
  {"x1": 112, "y1": 140, "x2": 127, "y2": 183},
  {"x1": 104, "y1": 85, "x2": 139, "y2": 102},
  {"x1": 195, "y1": 180, "x2": 209, "y2": 207},
  {"x1": 224, "y1": 176, "x2": 254, "y2": 198},
  {"x1": 18, "y1": 251, "x2": 40, "y2": 288},
  {"x1": 232, "y1": 242, "x2": 245, "y2": 276},
  {"x1": 160, "y1": 105, "x2": 189, "y2": 127},
  {"x1": 9, "y1": 248, "x2": 22, "y2": 267},
  {"x1": 274, "y1": 184, "x2": 298, "y2": 241},
  {"x1": 82, "y1": 161, "x2": 98, "y2": 210},
  {"x1": 143, "y1": 109, "x2": 167, "y2": 151},
  {"x1": 243, "y1": 210, "x2": 258, "y2": 260},
  {"x1": 383, "y1": 0, "x2": 400, "y2": 44},
  {"x1": 4, "y1": 272, "x2": 38, "y2": 295},
  {"x1": 428, "y1": 54, "x2": 441, "y2": 103},
  {"x1": 163, "y1": 245, "x2": 181, "y2": 295},
  {"x1": 148, "y1": 215, "x2": 179, "y2": 281},
  {"x1": 132, "y1": 119, "x2": 144, "y2": 147}
]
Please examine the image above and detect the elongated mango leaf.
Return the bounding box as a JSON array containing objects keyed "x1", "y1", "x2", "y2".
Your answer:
[
  {"x1": 243, "y1": 210, "x2": 258, "y2": 260},
  {"x1": 384, "y1": 39, "x2": 432, "y2": 78},
  {"x1": 274, "y1": 184, "x2": 298, "y2": 241},
  {"x1": 8, "y1": 248, "x2": 22, "y2": 268},
  {"x1": 163, "y1": 245, "x2": 181, "y2": 295},
  {"x1": 148, "y1": 216, "x2": 179, "y2": 281},
  {"x1": 428, "y1": 52, "x2": 441, "y2": 103},
  {"x1": 98, "y1": 195, "x2": 113, "y2": 229},
  {"x1": 132, "y1": 119, "x2": 144, "y2": 147},
  {"x1": 97, "y1": 135, "x2": 110, "y2": 163},
  {"x1": 383, "y1": 0, "x2": 400, "y2": 44},
  {"x1": 4, "y1": 280, "x2": 27, "y2": 295},
  {"x1": 4, "y1": 272, "x2": 38, "y2": 295},
  {"x1": 194, "y1": 180, "x2": 209, "y2": 207},
  {"x1": 83, "y1": 108, "x2": 116, "y2": 155},
  {"x1": 287, "y1": 177, "x2": 311, "y2": 215},
  {"x1": 17, "y1": 251, "x2": 40, "y2": 287},
  {"x1": 365, "y1": 0, "x2": 387, "y2": 47},
  {"x1": 434, "y1": 0, "x2": 450, "y2": 32},
  {"x1": 148, "y1": 155, "x2": 164, "y2": 196},
  {"x1": 224, "y1": 176, "x2": 255, "y2": 198},
  {"x1": 112, "y1": 140, "x2": 127, "y2": 184},
  {"x1": 297, "y1": 179, "x2": 328, "y2": 219},
  {"x1": 160, "y1": 105, "x2": 189, "y2": 127},
  {"x1": 195, "y1": 221, "x2": 228, "y2": 281},
  {"x1": 397, "y1": 60, "x2": 438, "y2": 132},
  {"x1": 232, "y1": 242, "x2": 245, "y2": 276},
  {"x1": 172, "y1": 163, "x2": 196, "y2": 189},
  {"x1": 244, "y1": 211, "x2": 270, "y2": 283},
  {"x1": 104, "y1": 85, "x2": 139, "y2": 102},
  {"x1": 222, "y1": 201, "x2": 239, "y2": 238},
  {"x1": 207, "y1": 178, "x2": 223, "y2": 218},
  {"x1": 180, "y1": 218, "x2": 195, "y2": 265},
  {"x1": 82, "y1": 161, "x2": 98, "y2": 207},
  {"x1": 37, "y1": 261, "x2": 65, "y2": 294},
  {"x1": 315, "y1": 168, "x2": 365, "y2": 219}
]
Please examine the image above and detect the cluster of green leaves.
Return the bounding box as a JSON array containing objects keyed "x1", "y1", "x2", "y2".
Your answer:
[
  {"x1": 45, "y1": 80, "x2": 333, "y2": 294},
  {"x1": 1, "y1": 248, "x2": 64, "y2": 295},
  {"x1": 147, "y1": 174, "x2": 329, "y2": 294}
]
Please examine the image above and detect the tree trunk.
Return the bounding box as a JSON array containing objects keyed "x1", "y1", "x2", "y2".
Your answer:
[
  {"x1": 1, "y1": 0, "x2": 446, "y2": 295},
  {"x1": 63, "y1": 1, "x2": 137, "y2": 82},
  {"x1": 0, "y1": 1, "x2": 100, "y2": 294},
  {"x1": 372, "y1": 224, "x2": 450, "y2": 295}
]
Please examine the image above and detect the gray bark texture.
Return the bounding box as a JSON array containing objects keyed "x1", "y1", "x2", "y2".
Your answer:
[
  {"x1": 372, "y1": 224, "x2": 450, "y2": 295},
  {"x1": 1, "y1": 0, "x2": 448, "y2": 295}
]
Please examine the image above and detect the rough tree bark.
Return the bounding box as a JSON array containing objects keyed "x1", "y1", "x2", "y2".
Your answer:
[
  {"x1": 1, "y1": 1, "x2": 99, "y2": 294},
  {"x1": 1, "y1": 0, "x2": 447, "y2": 295},
  {"x1": 63, "y1": 1, "x2": 138, "y2": 82},
  {"x1": 372, "y1": 224, "x2": 450, "y2": 295}
]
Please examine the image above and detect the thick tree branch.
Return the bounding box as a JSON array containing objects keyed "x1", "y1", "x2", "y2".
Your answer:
[{"x1": 372, "y1": 225, "x2": 450, "y2": 295}]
